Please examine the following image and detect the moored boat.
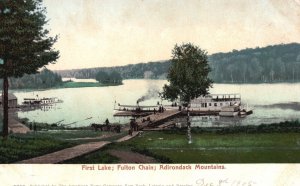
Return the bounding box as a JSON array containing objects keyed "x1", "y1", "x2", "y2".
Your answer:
[
  {"x1": 22, "y1": 97, "x2": 63, "y2": 106},
  {"x1": 219, "y1": 105, "x2": 240, "y2": 117},
  {"x1": 190, "y1": 94, "x2": 241, "y2": 112}
]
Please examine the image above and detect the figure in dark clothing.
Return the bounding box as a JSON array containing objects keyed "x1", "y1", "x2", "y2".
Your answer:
[
  {"x1": 128, "y1": 128, "x2": 133, "y2": 136},
  {"x1": 116, "y1": 125, "x2": 121, "y2": 133},
  {"x1": 153, "y1": 108, "x2": 156, "y2": 114},
  {"x1": 29, "y1": 123, "x2": 32, "y2": 130},
  {"x1": 33, "y1": 123, "x2": 37, "y2": 132},
  {"x1": 130, "y1": 118, "x2": 135, "y2": 130},
  {"x1": 134, "y1": 120, "x2": 138, "y2": 131},
  {"x1": 130, "y1": 118, "x2": 138, "y2": 131},
  {"x1": 105, "y1": 118, "x2": 110, "y2": 126}
]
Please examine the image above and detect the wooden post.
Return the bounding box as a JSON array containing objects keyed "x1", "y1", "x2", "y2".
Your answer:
[{"x1": 2, "y1": 76, "x2": 9, "y2": 139}]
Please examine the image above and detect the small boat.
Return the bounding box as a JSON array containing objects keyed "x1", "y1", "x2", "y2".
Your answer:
[
  {"x1": 22, "y1": 98, "x2": 42, "y2": 106},
  {"x1": 239, "y1": 105, "x2": 253, "y2": 116},
  {"x1": 114, "y1": 103, "x2": 159, "y2": 113},
  {"x1": 22, "y1": 97, "x2": 63, "y2": 106},
  {"x1": 219, "y1": 104, "x2": 253, "y2": 117},
  {"x1": 219, "y1": 105, "x2": 240, "y2": 117}
]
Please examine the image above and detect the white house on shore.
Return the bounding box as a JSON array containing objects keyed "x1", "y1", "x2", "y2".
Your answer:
[{"x1": 0, "y1": 93, "x2": 18, "y2": 108}]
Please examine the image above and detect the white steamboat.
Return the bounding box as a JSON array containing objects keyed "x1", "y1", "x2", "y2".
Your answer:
[{"x1": 190, "y1": 94, "x2": 252, "y2": 117}]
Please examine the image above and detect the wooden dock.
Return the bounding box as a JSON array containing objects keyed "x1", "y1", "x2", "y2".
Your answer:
[{"x1": 136, "y1": 110, "x2": 182, "y2": 130}]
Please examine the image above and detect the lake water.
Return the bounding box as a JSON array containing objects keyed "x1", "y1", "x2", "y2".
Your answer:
[{"x1": 12, "y1": 79, "x2": 300, "y2": 127}]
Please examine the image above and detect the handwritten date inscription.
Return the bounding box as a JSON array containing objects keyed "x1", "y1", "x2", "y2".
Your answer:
[{"x1": 196, "y1": 178, "x2": 256, "y2": 186}]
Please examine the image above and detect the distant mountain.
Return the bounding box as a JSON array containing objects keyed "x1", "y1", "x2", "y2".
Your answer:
[{"x1": 56, "y1": 43, "x2": 300, "y2": 83}]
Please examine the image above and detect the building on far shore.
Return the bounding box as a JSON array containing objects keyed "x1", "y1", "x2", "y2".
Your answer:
[{"x1": 0, "y1": 93, "x2": 18, "y2": 108}]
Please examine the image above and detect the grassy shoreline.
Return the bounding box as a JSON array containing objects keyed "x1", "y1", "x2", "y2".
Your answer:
[
  {"x1": 65, "y1": 121, "x2": 300, "y2": 163},
  {"x1": 68, "y1": 131, "x2": 300, "y2": 163},
  {"x1": 9, "y1": 81, "x2": 123, "y2": 92},
  {"x1": 1, "y1": 120, "x2": 299, "y2": 163}
]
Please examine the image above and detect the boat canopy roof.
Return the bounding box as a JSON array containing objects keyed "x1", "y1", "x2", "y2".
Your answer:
[
  {"x1": 192, "y1": 93, "x2": 241, "y2": 101},
  {"x1": 209, "y1": 93, "x2": 241, "y2": 98},
  {"x1": 118, "y1": 104, "x2": 158, "y2": 108}
]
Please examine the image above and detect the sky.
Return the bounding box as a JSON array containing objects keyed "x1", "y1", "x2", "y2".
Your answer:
[{"x1": 43, "y1": 0, "x2": 300, "y2": 70}]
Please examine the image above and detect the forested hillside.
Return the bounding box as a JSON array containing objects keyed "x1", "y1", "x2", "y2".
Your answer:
[
  {"x1": 56, "y1": 43, "x2": 300, "y2": 83},
  {"x1": 7, "y1": 68, "x2": 62, "y2": 89},
  {"x1": 57, "y1": 60, "x2": 171, "y2": 79},
  {"x1": 209, "y1": 43, "x2": 300, "y2": 83}
]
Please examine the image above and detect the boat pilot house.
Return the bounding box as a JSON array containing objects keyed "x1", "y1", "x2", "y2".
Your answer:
[
  {"x1": 0, "y1": 93, "x2": 18, "y2": 108},
  {"x1": 190, "y1": 94, "x2": 241, "y2": 111}
]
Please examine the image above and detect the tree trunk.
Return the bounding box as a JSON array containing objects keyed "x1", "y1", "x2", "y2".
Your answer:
[
  {"x1": 187, "y1": 109, "x2": 192, "y2": 144},
  {"x1": 2, "y1": 76, "x2": 9, "y2": 139}
]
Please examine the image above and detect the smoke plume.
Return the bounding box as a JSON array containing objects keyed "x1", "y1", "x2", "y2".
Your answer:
[{"x1": 137, "y1": 87, "x2": 160, "y2": 104}]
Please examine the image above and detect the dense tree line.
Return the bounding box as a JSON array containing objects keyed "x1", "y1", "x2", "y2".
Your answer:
[
  {"x1": 95, "y1": 71, "x2": 122, "y2": 84},
  {"x1": 209, "y1": 43, "x2": 300, "y2": 83},
  {"x1": 6, "y1": 69, "x2": 62, "y2": 89},
  {"x1": 56, "y1": 43, "x2": 300, "y2": 83},
  {"x1": 57, "y1": 60, "x2": 171, "y2": 79}
]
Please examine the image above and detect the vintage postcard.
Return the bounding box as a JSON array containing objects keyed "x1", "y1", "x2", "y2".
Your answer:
[{"x1": 0, "y1": 0, "x2": 300, "y2": 185}]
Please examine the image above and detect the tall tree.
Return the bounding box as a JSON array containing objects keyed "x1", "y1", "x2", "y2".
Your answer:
[
  {"x1": 162, "y1": 43, "x2": 212, "y2": 144},
  {"x1": 110, "y1": 71, "x2": 122, "y2": 84},
  {"x1": 162, "y1": 43, "x2": 212, "y2": 105},
  {"x1": 95, "y1": 71, "x2": 110, "y2": 84},
  {"x1": 0, "y1": 0, "x2": 59, "y2": 139}
]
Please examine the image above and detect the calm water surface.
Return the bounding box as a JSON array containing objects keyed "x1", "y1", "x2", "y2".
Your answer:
[{"x1": 13, "y1": 79, "x2": 300, "y2": 127}]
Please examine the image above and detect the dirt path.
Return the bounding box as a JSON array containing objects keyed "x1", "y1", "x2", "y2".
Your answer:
[
  {"x1": 115, "y1": 131, "x2": 141, "y2": 142},
  {"x1": 66, "y1": 133, "x2": 116, "y2": 141},
  {"x1": 107, "y1": 149, "x2": 158, "y2": 163},
  {"x1": 18, "y1": 131, "x2": 141, "y2": 164},
  {"x1": 19, "y1": 141, "x2": 111, "y2": 164}
]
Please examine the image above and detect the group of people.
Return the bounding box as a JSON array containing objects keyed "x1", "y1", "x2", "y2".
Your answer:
[
  {"x1": 129, "y1": 118, "x2": 138, "y2": 136},
  {"x1": 153, "y1": 106, "x2": 166, "y2": 114},
  {"x1": 171, "y1": 102, "x2": 178, "y2": 107},
  {"x1": 29, "y1": 123, "x2": 37, "y2": 131}
]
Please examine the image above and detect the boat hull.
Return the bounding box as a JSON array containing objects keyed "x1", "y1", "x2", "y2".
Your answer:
[{"x1": 219, "y1": 111, "x2": 239, "y2": 117}]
